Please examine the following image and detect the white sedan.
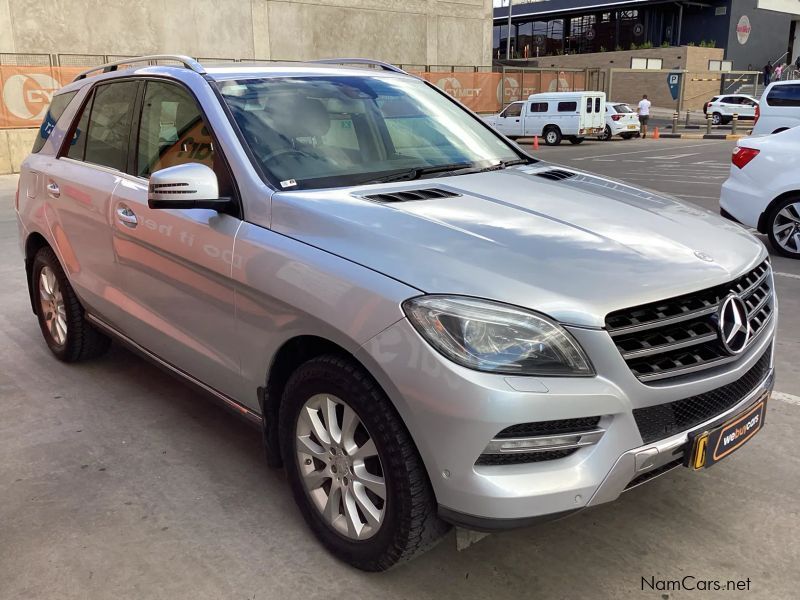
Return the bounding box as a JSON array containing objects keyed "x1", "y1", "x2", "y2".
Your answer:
[
  {"x1": 720, "y1": 126, "x2": 800, "y2": 258},
  {"x1": 599, "y1": 102, "x2": 640, "y2": 141}
]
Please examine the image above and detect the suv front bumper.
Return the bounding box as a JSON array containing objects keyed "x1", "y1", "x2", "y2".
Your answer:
[{"x1": 356, "y1": 317, "x2": 776, "y2": 529}]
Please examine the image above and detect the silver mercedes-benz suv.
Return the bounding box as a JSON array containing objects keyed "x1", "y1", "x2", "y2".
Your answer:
[{"x1": 16, "y1": 56, "x2": 776, "y2": 571}]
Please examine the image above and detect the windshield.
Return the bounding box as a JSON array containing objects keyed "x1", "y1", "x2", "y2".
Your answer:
[
  {"x1": 218, "y1": 75, "x2": 523, "y2": 190},
  {"x1": 613, "y1": 103, "x2": 633, "y2": 113}
]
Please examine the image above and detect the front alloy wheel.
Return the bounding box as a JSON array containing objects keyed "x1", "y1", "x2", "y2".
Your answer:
[
  {"x1": 295, "y1": 393, "x2": 386, "y2": 540},
  {"x1": 769, "y1": 199, "x2": 800, "y2": 258},
  {"x1": 280, "y1": 355, "x2": 449, "y2": 571}
]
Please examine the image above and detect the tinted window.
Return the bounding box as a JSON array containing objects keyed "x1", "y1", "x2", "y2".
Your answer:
[
  {"x1": 72, "y1": 81, "x2": 138, "y2": 170},
  {"x1": 32, "y1": 91, "x2": 77, "y2": 153},
  {"x1": 613, "y1": 103, "x2": 633, "y2": 113},
  {"x1": 766, "y1": 84, "x2": 800, "y2": 107},
  {"x1": 66, "y1": 91, "x2": 93, "y2": 161},
  {"x1": 721, "y1": 96, "x2": 739, "y2": 104},
  {"x1": 529, "y1": 102, "x2": 548, "y2": 112},
  {"x1": 586, "y1": 98, "x2": 592, "y2": 113},
  {"x1": 502, "y1": 103, "x2": 522, "y2": 118},
  {"x1": 558, "y1": 101, "x2": 577, "y2": 112},
  {"x1": 595, "y1": 97, "x2": 601, "y2": 112}
]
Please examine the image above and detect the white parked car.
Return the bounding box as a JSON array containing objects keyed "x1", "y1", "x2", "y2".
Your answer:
[
  {"x1": 721, "y1": 126, "x2": 800, "y2": 258},
  {"x1": 703, "y1": 94, "x2": 758, "y2": 125},
  {"x1": 482, "y1": 91, "x2": 606, "y2": 145},
  {"x1": 599, "y1": 102, "x2": 639, "y2": 140},
  {"x1": 751, "y1": 80, "x2": 800, "y2": 135}
]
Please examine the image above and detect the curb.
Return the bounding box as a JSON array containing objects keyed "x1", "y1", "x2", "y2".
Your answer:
[{"x1": 657, "y1": 133, "x2": 746, "y2": 140}]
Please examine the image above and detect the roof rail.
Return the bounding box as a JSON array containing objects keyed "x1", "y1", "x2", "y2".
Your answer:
[
  {"x1": 73, "y1": 55, "x2": 206, "y2": 82},
  {"x1": 310, "y1": 58, "x2": 408, "y2": 75}
]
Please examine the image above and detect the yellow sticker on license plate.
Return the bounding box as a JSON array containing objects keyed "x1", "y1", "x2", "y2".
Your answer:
[{"x1": 627, "y1": 125, "x2": 637, "y2": 129}]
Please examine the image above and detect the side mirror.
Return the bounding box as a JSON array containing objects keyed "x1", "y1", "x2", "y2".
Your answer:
[{"x1": 148, "y1": 163, "x2": 229, "y2": 210}]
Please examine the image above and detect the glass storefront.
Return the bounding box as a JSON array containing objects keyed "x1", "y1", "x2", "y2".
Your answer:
[{"x1": 494, "y1": 5, "x2": 683, "y2": 59}]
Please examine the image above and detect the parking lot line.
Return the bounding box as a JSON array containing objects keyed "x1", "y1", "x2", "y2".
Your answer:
[
  {"x1": 570, "y1": 140, "x2": 731, "y2": 161},
  {"x1": 775, "y1": 271, "x2": 800, "y2": 280},
  {"x1": 774, "y1": 392, "x2": 800, "y2": 406}
]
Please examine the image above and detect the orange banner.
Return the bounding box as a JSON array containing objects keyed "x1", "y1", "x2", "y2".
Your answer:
[
  {"x1": 1, "y1": 66, "x2": 589, "y2": 128},
  {"x1": 0, "y1": 66, "x2": 85, "y2": 128}
]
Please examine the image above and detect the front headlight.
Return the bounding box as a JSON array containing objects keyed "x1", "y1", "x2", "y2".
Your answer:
[{"x1": 403, "y1": 296, "x2": 594, "y2": 377}]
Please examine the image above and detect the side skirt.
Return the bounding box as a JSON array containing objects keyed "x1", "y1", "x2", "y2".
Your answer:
[{"x1": 85, "y1": 313, "x2": 263, "y2": 427}]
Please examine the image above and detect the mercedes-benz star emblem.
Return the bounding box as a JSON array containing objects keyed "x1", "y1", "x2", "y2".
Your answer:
[{"x1": 718, "y1": 294, "x2": 751, "y2": 355}]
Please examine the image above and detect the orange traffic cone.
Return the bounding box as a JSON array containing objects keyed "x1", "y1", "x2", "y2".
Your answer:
[
  {"x1": 653, "y1": 127, "x2": 660, "y2": 140},
  {"x1": 533, "y1": 135, "x2": 539, "y2": 150}
]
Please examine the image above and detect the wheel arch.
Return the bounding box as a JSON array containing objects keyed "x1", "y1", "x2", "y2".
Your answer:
[
  {"x1": 756, "y1": 190, "x2": 800, "y2": 233},
  {"x1": 24, "y1": 232, "x2": 52, "y2": 314},
  {"x1": 260, "y1": 334, "x2": 400, "y2": 469}
]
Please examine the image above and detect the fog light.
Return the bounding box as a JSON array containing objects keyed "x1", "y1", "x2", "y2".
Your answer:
[{"x1": 482, "y1": 429, "x2": 604, "y2": 455}]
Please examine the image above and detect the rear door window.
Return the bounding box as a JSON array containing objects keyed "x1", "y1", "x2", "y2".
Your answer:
[
  {"x1": 32, "y1": 91, "x2": 77, "y2": 153},
  {"x1": 766, "y1": 84, "x2": 800, "y2": 107},
  {"x1": 595, "y1": 97, "x2": 601, "y2": 112},
  {"x1": 586, "y1": 97, "x2": 593, "y2": 113},
  {"x1": 528, "y1": 102, "x2": 548, "y2": 112},
  {"x1": 66, "y1": 81, "x2": 138, "y2": 171},
  {"x1": 558, "y1": 101, "x2": 577, "y2": 112}
]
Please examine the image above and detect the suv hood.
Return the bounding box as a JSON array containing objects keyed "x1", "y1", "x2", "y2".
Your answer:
[{"x1": 270, "y1": 164, "x2": 766, "y2": 327}]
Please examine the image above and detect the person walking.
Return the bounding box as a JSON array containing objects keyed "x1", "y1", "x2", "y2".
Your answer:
[
  {"x1": 774, "y1": 63, "x2": 784, "y2": 80},
  {"x1": 763, "y1": 61, "x2": 773, "y2": 86},
  {"x1": 637, "y1": 94, "x2": 651, "y2": 138}
]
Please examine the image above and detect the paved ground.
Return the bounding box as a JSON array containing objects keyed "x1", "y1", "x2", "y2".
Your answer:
[{"x1": 2, "y1": 140, "x2": 799, "y2": 599}]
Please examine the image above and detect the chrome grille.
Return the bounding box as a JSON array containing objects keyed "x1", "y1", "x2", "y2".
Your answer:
[{"x1": 606, "y1": 260, "x2": 773, "y2": 383}]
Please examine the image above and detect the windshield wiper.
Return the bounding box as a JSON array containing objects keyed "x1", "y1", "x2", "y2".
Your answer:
[{"x1": 360, "y1": 162, "x2": 474, "y2": 185}]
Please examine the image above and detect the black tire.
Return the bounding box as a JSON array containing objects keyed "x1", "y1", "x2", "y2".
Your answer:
[
  {"x1": 599, "y1": 125, "x2": 613, "y2": 141},
  {"x1": 712, "y1": 112, "x2": 722, "y2": 126},
  {"x1": 569, "y1": 137, "x2": 585, "y2": 145},
  {"x1": 543, "y1": 126, "x2": 562, "y2": 146},
  {"x1": 620, "y1": 133, "x2": 635, "y2": 140},
  {"x1": 32, "y1": 246, "x2": 110, "y2": 362},
  {"x1": 766, "y1": 196, "x2": 800, "y2": 259},
  {"x1": 279, "y1": 355, "x2": 449, "y2": 571},
  {"x1": 722, "y1": 117, "x2": 732, "y2": 125}
]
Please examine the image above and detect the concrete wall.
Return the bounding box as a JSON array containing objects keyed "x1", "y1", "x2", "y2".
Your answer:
[
  {"x1": 0, "y1": 0, "x2": 493, "y2": 66},
  {"x1": 0, "y1": 128, "x2": 36, "y2": 174},
  {"x1": 524, "y1": 46, "x2": 724, "y2": 72}
]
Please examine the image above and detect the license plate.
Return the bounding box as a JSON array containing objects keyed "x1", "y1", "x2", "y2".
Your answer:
[
  {"x1": 687, "y1": 394, "x2": 768, "y2": 469},
  {"x1": 627, "y1": 125, "x2": 637, "y2": 129}
]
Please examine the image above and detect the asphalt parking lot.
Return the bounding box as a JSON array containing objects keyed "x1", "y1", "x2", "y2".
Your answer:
[{"x1": 2, "y1": 138, "x2": 799, "y2": 599}]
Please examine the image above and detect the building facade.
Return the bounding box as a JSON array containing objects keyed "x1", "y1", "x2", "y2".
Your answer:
[
  {"x1": 0, "y1": 0, "x2": 494, "y2": 67},
  {"x1": 494, "y1": 0, "x2": 800, "y2": 70}
]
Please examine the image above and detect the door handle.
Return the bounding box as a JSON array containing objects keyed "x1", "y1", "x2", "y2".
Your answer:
[
  {"x1": 46, "y1": 182, "x2": 60, "y2": 198},
  {"x1": 116, "y1": 205, "x2": 138, "y2": 228},
  {"x1": 515, "y1": 119, "x2": 520, "y2": 122}
]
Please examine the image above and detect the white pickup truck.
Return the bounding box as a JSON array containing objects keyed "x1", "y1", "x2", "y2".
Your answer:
[{"x1": 483, "y1": 91, "x2": 606, "y2": 145}]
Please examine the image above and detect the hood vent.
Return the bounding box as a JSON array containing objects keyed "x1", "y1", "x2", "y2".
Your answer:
[
  {"x1": 362, "y1": 188, "x2": 461, "y2": 203},
  {"x1": 535, "y1": 169, "x2": 576, "y2": 181}
]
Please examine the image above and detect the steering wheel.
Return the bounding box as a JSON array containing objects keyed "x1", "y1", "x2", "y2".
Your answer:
[{"x1": 259, "y1": 147, "x2": 316, "y2": 164}]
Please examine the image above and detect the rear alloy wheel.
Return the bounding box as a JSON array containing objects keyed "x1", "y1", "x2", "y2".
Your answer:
[
  {"x1": 599, "y1": 125, "x2": 613, "y2": 141},
  {"x1": 543, "y1": 127, "x2": 562, "y2": 146},
  {"x1": 712, "y1": 112, "x2": 722, "y2": 126},
  {"x1": 32, "y1": 246, "x2": 110, "y2": 361},
  {"x1": 768, "y1": 198, "x2": 800, "y2": 258},
  {"x1": 280, "y1": 355, "x2": 449, "y2": 571}
]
